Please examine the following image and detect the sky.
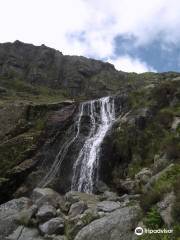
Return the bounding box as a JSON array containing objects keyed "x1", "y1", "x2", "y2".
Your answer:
[{"x1": 0, "y1": 0, "x2": 180, "y2": 73}]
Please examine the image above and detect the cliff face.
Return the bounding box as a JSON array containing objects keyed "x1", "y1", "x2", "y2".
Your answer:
[
  {"x1": 0, "y1": 41, "x2": 180, "y2": 240},
  {"x1": 0, "y1": 40, "x2": 126, "y2": 98}
]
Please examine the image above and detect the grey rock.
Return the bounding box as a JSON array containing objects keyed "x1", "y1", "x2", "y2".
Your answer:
[
  {"x1": 117, "y1": 194, "x2": 140, "y2": 206},
  {"x1": 16, "y1": 204, "x2": 38, "y2": 226},
  {"x1": 65, "y1": 191, "x2": 80, "y2": 204},
  {"x1": 144, "y1": 164, "x2": 175, "y2": 192},
  {"x1": 68, "y1": 201, "x2": 88, "y2": 218},
  {"x1": 0, "y1": 197, "x2": 31, "y2": 239},
  {"x1": 135, "y1": 168, "x2": 152, "y2": 184},
  {"x1": 96, "y1": 201, "x2": 120, "y2": 212},
  {"x1": 120, "y1": 178, "x2": 140, "y2": 194},
  {"x1": 50, "y1": 236, "x2": 68, "y2": 240},
  {"x1": 102, "y1": 191, "x2": 118, "y2": 201},
  {"x1": 74, "y1": 205, "x2": 142, "y2": 240},
  {"x1": 171, "y1": 117, "x2": 180, "y2": 130},
  {"x1": 6, "y1": 226, "x2": 43, "y2": 240},
  {"x1": 0, "y1": 41, "x2": 121, "y2": 98},
  {"x1": 157, "y1": 192, "x2": 175, "y2": 227},
  {"x1": 39, "y1": 217, "x2": 64, "y2": 235},
  {"x1": 32, "y1": 188, "x2": 63, "y2": 208},
  {"x1": 64, "y1": 191, "x2": 99, "y2": 209},
  {"x1": 153, "y1": 154, "x2": 170, "y2": 174},
  {"x1": 36, "y1": 204, "x2": 56, "y2": 222}
]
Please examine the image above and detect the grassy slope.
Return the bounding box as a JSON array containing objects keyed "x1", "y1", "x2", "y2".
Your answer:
[{"x1": 111, "y1": 75, "x2": 180, "y2": 239}]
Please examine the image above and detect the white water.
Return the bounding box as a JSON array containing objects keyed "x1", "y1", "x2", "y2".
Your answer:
[
  {"x1": 71, "y1": 96, "x2": 115, "y2": 193},
  {"x1": 39, "y1": 96, "x2": 115, "y2": 193}
]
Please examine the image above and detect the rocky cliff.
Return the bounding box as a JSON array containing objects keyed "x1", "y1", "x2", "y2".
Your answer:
[{"x1": 0, "y1": 41, "x2": 179, "y2": 240}]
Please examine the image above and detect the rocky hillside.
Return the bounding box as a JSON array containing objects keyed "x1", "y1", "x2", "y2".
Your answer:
[{"x1": 0, "y1": 41, "x2": 179, "y2": 240}]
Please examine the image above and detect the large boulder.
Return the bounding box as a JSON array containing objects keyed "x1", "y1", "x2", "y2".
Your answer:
[
  {"x1": 6, "y1": 226, "x2": 43, "y2": 240},
  {"x1": 0, "y1": 197, "x2": 31, "y2": 239},
  {"x1": 68, "y1": 201, "x2": 88, "y2": 218},
  {"x1": 39, "y1": 217, "x2": 64, "y2": 235},
  {"x1": 32, "y1": 188, "x2": 63, "y2": 207},
  {"x1": 74, "y1": 205, "x2": 142, "y2": 240},
  {"x1": 96, "y1": 201, "x2": 120, "y2": 212},
  {"x1": 36, "y1": 203, "x2": 57, "y2": 222}
]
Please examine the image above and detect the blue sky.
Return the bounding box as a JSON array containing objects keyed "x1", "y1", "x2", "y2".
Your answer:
[{"x1": 0, "y1": 0, "x2": 180, "y2": 73}]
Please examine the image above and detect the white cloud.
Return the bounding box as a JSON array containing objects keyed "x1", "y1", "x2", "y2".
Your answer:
[
  {"x1": 0, "y1": 0, "x2": 179, "y2": 72},
  {"x1": 108, "y1": 55, "x2": 156, "y2": 73}
]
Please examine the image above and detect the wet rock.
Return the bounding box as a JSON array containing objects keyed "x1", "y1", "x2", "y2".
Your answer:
[
  {"x1": 39, "y1": 217, "x2": 64, "y2": 235},
  {"x1": 0, "y1": 197, "x2": 31, "y2": 239},
  {"x1": 36, "y1": 204, "x2": 56, "y2": 222},
  {"x1": 68, "y1": 201, "x2": 88, "y2": 218},
  {"x1": 6, "y1": 226, "x2": 43, "y2": 240},
  {"x1": 96, "y1": 201, "x2": 120, "y2": 212},
  {"x1": 74, "y1": 205, "x2": 142, "y2": 240}
]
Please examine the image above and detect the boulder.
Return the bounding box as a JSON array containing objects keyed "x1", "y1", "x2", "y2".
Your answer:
[
  {"x1": 119, "y1": 178, "x2": 140, "y2": 194},
  {"x1": 39, "y1": 217, "x2": 64, "y2": 235},
  {"x1": 135, "y1": 168, "x2": 152, "y2": 184},
  {"x1": 0, "y1": 197, "x2": 31, "y2": 239},
  {"x1": 66, "y1": 208, "x2": 99, "y2": 239},
  {"x1": 74, "y1": 205, "x2": 142, "y2": 240},
  {"x1": 65, "y1": 191, "x2": 80, "y2": 204},
  {"x1": 16, "y1": 204, "x2": 38, "y2": 226},
  {"x1": 36, "y1": 204, "x2": 56, "y2": 222},
  {"x1": 96, "y1": 201, "x2": 120, "y2": 212},
  {"x1": 157, "y1": 192, "x2": 175, "y2": 227},
  {"x1": 68, "y1": 201, "x2": 88, "y2": 218},
  {"x1": 6, "y1": 226, "x2": 43, "y2": 240},
  {"x1": 32, "y1": 188, "x2": 63, "y2": 208},
  {"x1": 65, "y1": 191, "x2": 99, "y2": 209},
  {"x1": 102, "y1": 191, "x2": 118, "y2": 201}
]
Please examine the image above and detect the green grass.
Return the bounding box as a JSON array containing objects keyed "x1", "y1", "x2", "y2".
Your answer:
[{"x1": 140, "y1": 164, "x2": 180, "y2": 212}]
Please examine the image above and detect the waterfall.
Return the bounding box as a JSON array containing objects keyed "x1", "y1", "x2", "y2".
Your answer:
[
  {"x1": 39, "y1": 96, "x2": 115, "y2": 193},
  {"x1": 71, "y1": 96, "x2": 115, "y2": 193}
]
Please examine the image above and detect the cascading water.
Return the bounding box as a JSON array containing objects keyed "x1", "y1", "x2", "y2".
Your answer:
[
  {"x1": 71, "y1": 96, "x2": 115, "y2": 193},
  {"x1": 39, "y1": 96, "x2": 115, "y2": 193}
]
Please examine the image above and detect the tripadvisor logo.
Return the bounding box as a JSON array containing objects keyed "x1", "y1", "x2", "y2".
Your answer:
[
  {"x1": 134, "y1": 226, "x2": 173, "y2": 236},
  {"x1": 135, "y1": 227, "x2": 144, "y2": 236}
]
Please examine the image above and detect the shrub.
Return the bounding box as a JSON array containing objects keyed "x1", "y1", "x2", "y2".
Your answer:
[{"x1": 144, "y1": 207, "x2": 163, "y2": 229}]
